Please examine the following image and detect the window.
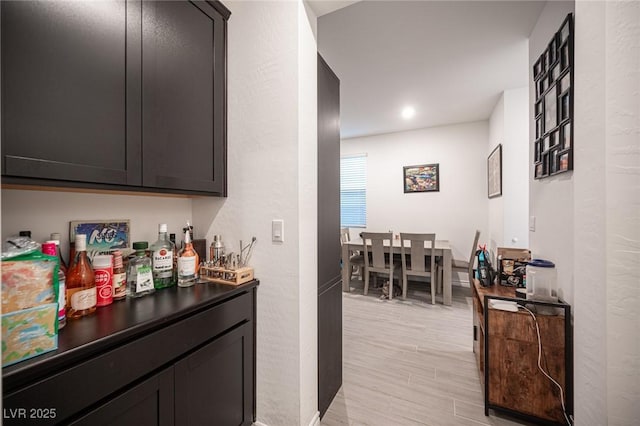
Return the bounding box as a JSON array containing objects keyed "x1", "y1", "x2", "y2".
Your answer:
[{"x1": 340, "y1": 154, "x2": 366, "y2": 227}]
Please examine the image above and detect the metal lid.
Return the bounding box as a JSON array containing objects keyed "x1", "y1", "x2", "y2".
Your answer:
[{"x1": 159, "y1": 224, "x2": 168, "y2": 233}]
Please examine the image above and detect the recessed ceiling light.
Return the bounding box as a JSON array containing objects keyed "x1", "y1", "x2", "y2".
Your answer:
[{"x1": 401, "y1": 106, "x2": 415, "y2": 120}]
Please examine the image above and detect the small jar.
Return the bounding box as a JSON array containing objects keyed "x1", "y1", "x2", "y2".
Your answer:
[{"x1": 93, "y1": 254, "x2": 114, "y2": 307}]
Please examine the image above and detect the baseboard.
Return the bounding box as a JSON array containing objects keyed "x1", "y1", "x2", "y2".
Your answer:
[
  {"x1": 308, "y1": 411, "x2": 321, "y2": 426},
  {"x1": 253, "y1": 411, "x2": 320, "y2": 426}
]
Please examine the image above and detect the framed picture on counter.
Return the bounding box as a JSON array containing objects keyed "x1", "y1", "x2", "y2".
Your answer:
[
  {"x1": 488, "y1": 144, "x2": 502, "y2": 199},
  {"x1": 403, "y1": 163, "x2": 440, "y2": 193},
  {"x1": 70, "y1": 219, "x2": 130, "y2": 253}
]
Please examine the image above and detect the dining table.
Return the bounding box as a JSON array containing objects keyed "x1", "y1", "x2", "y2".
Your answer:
[{"x1": 342, "y1": 237, "x2": 453, "y2": 306}]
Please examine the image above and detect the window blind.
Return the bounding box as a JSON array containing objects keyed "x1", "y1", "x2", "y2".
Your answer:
[{"x1": 340, "y1": 155, "x2": 366, "y2": 227}]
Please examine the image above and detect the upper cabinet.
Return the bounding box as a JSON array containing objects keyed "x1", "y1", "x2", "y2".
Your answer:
[{"x1": 1, "y1": 0, "x2": 229, "y2": 196}]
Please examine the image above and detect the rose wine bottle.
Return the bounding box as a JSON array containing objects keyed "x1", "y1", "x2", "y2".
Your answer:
[{"x1": 66, "y1": 234, "x2": 96, "y2": 319}]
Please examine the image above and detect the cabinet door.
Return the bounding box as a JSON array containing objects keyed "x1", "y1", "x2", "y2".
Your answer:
[
  {"x1": 317, "y1": 54, "x2": 343, "y2": 418},
  {"x1": 174, "y1": 322, "x2": 253, "y2": 426},
  {"x1": 70, "y1": 367, "x2": 174, "y2": 426},
  {"x1": 141, "y1": 0, "x2": 226, "y2": 195},
  {"x1": 1, "y1": 0, "x2": 141, "y2": 185}
]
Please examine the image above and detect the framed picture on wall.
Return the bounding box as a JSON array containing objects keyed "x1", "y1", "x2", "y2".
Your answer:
[
  {"x1": 403, "y1": 163, "x2": 439, "y2": 193},
  {"x1": 488, "y1": 144, "x2": 502, "y2": 199}
]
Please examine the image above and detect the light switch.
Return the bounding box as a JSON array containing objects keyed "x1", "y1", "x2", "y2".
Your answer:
[
  {"x1": 272, "y1": 219, "x2": 284, "y2": 243},
  {"x1": 529, "y1": 216, "x2": 536, "y2": 232}
]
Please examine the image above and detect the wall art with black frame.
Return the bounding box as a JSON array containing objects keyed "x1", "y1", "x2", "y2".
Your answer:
[{"x1": 533, "y1": 13, "x2": 573, "y2": 179}]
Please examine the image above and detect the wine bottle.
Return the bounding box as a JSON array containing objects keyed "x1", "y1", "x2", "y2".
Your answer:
[
  {"x1": 66, "y1": 234, "x2": 96, "y2": 319},
  {"x1": 42, "y1": 241, "x2": 66, "y2": 329},
  {"x1": 112, "y1": 250, "x2": 127, "y2": 301},
  {"x1": 177, "y1": 225, "x2": 198, "y2": 287}
]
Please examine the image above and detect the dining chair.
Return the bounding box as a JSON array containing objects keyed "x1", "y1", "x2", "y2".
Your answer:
[
  {"x1": 399, "y1": 233, "x2": 437, "y2": 304},
  {"x1": 340, "y1": 228, "x2": 364, "y2": 281},
  {"x1": 439, "y1": 230, "x2": 481, "y2": 291},
  {"x1": 361, "y1": 232, "x2": 400, "y2": 299}
]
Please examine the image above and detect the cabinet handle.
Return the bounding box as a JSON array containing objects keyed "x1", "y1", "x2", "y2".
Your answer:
[{"x1": 473, "y1": 325, "x2": 477, "y2": 341}]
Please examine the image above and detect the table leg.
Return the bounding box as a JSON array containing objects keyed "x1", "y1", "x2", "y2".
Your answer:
[
  {"x1": 443, "y1": 249, "x2": 452, "y2": 306},
  {"x1": 342, "y1": 243, "x2": 351, "y2": 292}
]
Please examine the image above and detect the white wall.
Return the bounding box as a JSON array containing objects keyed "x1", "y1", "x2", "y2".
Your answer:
[
  {"x1": 488, "y1": 95, "x2": 505, "y2": 257},
  {"x1": 488, "y1": 87, "x2": 530, "y2": 259},
  {"x1": 528, "y1": 1, "x2": 575, "y2": 306},
  {"x1": 341, "y1": 121, "x2": 489, "y2": 283},
  {"x1": 503, "y1": 87, "x2": 530, "y2": 250},
  {"x1": 530, "y1": 1, "x2": 640, "y2": 424},
  {"x1": 193, "y1": 1, "x2": 318, "y2": 425},
  {"x1": 573, "y1": 1, "x2": 640, "y2": 425},
  {"x1": 1, "y1": 190, "x2": 192, "y2": 257}
]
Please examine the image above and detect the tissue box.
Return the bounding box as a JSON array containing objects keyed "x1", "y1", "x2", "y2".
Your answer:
[
  {"x1": 2, "y1": 303, "x2": 58, "y2": 367},
  {"x1": 2, "y1": 253, "x2": 58, "y2": 313}
]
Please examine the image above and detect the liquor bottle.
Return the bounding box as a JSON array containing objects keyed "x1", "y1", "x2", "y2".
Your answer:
[
  {"x1": 66, "y1": 234, "x2": 97, "y2": 319},
  {"x1": 49, "y1": 234, "x2": 69, "y2": 326},
  {"x1": 42, "y1": 241, "x2": 66, "y2": 329},
  {"x1": 170, "y1": 233, "x2": 178, "y2": 284},
  {"x1": 50, "y1": 232, "x2": 68, "y2": 271},
  {"x1": 177, "y1": 225, "x2": 198, "y2": 287},
  {"x1": 127, "y1": 242, "x2": 155, "y2": 298},
  {"x1": 151, "y1": 224, "x2": 175, "y2": 289},
  {"x1": 112, "y1": 250, "x2": 127, "y2": 301}
]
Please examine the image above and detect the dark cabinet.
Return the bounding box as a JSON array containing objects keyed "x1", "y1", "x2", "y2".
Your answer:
[
  {"x1": 1, "y1": 0, "x2": 141, "y2": 186},
  {"x1": 175, "y1": 323, "x2": 254, "y2": 426},
  {"x1": 141, "y1": 0, "x2": 226, "y2": 194},
  {"x1": 1, "y1": 0, "x2": 228, "y2": 196},
  {"x1": 317, "y1": 54, "x2": 342, "y2": 418},
  {"x1": 70, "y1": 368, "x2": 174, "y2": 426},
  {"x1": 2, "y1": 282, "x2": 257, "y2": 426}
]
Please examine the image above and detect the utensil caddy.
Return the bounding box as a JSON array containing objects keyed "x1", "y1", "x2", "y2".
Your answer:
[{"x1": 199, "y1": 265, "x2": 254, "y2": 286}]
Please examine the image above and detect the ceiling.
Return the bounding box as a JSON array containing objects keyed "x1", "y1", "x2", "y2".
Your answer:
[{"x1": 315, "y1": 1, "x2": 546, "y2": 139}]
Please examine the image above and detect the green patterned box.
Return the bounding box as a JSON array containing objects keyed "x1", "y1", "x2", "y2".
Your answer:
[{"x1": 2, "y1": 303, "x2": 58, "y2": 367}]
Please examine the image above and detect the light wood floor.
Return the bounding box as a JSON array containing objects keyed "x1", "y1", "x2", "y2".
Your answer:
[{"x1": 321, "y1": 278, "x2": 528, "y2": 426}]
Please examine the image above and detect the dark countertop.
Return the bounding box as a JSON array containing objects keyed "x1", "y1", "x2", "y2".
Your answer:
[{"x1": 2, "y1": 279, "x2": 259, "y2": 392}]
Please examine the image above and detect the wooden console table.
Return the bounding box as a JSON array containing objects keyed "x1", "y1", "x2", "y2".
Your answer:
[{"x1": 472, "y1": 279, "x2": 573, "y2": 425}]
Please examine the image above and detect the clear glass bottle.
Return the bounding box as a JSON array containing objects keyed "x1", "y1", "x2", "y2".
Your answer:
[
  {"x1": 177, "y1": 226, "x2": 198, "y2": 287},
  {"x1": 127, "y1": 242, "x2": 155, "y2": 298},
  {"x1": 112, "y1": 250, "x2": 127, "y2": 301},
  {"x1": 66, "y1": 234, "x2": 97, "y2": 319},
  {"x1": 151, "y1": 224, "x2": 175, "y2": 289},
  {"x1": 42, "y1": 241, "x2": 66, "y2": 329},
  {"x1": 50, "y1": 232, "x2": 68, "y2": 271}
]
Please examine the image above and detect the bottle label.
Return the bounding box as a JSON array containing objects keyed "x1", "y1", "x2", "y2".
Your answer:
[
  {"x1": 135, "y1": 265, "x2": 154, "y2": 293},
  {"x1": 178, "y1": 256, "x2": 197, "y2": 277},
  {"x1": 70, "y1": 287, "x2": 97, "y2": 311},
  {"x1": 113, "y1": 272, "x2": 127, "y2": 299},
  {"x1": 58, "y1": 276, "x2": 66, "y2": 321},
  {"x1": 94, "y1": 267, "x2": 113, "y2": 306},
  {"x1": 153, "y1": 249, "x2": 173, "y2": 277}
]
